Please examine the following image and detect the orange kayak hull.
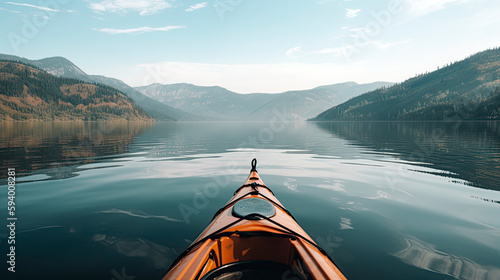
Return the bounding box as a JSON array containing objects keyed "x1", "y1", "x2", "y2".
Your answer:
[{"x1": 163, "y1": 160, "x2": 347, "y2": 280}]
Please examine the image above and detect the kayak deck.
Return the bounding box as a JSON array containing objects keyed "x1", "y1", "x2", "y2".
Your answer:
[{"x1": 163, "y1": 159, "x2": 347, "y2": 280}]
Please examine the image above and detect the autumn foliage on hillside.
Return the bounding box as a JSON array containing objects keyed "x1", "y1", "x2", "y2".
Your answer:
[{"x1": 0, "y1": 61, "x2": 153, "y2": 121}]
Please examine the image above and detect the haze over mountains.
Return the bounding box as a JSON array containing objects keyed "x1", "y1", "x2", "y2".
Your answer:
[
  {"x1": 1, "y1": 47, "x2": 499, "y2": 122},
  {"x1": 135, "y1": 82, "x2": 392, "y2": 120},
  {"x1": 0, "y1": 53, "x2": 392, "y2": 121}
]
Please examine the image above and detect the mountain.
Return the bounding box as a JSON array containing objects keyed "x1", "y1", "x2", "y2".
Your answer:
[
  {"x1": 245, "y1": 82, "x2": 393, "y2": 120},
  {"x1": 135, "y1": 83, "x2": 273, "y2": 120},
  {"x1": 0, "y1": 55, "x2": 89, "y2": 81},
  {"x1": 0, "y1": 61, "x2": 152, "y2": 121},
  {"x1": 313, "y1": 48, "x2": 500, "y2": 121},
  {"x1": 135, "y1": 82, "x2": 392, "y2": 120},
  {"x1": 471, "y1": 87, "x2": 500, "y2": 119},
  {"x1": 89, "y1": 75, "x2": 200, "y2": 121},
  {"x1": 0, "y1": 54, "x2": 197, "y2": 121}
]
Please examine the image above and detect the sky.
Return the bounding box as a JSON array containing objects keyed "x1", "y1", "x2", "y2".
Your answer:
[{"x1": 1, "y1": 0, "x2": 500, "y2": 93}]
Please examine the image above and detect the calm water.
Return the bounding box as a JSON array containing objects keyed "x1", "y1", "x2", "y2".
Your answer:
[{"x1": 0, "y1": 121, "x2": 499, "y2": 280}]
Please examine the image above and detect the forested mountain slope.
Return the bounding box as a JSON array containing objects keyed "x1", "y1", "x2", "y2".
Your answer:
[
  {"x1": 314, "y1": 48, "x2": 500, "y2": 121},
  {"x1": 0, "y1": 61, "x2": 152, "y2": 121}
]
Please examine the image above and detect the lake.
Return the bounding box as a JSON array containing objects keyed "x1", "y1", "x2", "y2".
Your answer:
[{"x1": 0, "y1": 121, "x2": 499, "y2": 280}]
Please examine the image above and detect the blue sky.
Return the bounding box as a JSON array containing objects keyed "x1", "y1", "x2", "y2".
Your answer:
[{"x1": 1, "y1": 0, "x2": 500, "y2": 93}]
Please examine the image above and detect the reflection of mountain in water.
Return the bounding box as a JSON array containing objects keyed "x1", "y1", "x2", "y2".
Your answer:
[
  {"x1": 0, "y1": 122, "x2": 153, "y2": 177},
  {"x1": 313, "y1": 121, "x2": 500, "y2": 191}
]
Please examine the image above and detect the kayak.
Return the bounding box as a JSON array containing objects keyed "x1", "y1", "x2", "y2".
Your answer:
[{"x1": 162, "y1": 159, "x2": 347, "y2": 280}]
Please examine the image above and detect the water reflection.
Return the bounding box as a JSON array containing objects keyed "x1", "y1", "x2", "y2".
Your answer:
[
  {"x1": 392, "y1": 236, "x2": 500, "y2": 280},
  {"x1": 93, "y1": 234, "x2": 178, "y2": 269},
  {"x1": 98, "y1": 208, "x2": 182, "y2": 222},
  {"x1": 1, "y1": 121, "x2": 499, "y2": 280},
  {"x1": 0, "y1": 121, "x2": 153, "y2": 178},
  {"x1": 313, "y1": 121, "x2": 500, "y2": 190}
]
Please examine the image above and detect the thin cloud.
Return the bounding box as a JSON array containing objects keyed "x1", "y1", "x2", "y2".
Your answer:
[
  {"x1": 345, "y1": 8, "x2": 361, "y2": 18},
  {"x1": 286, "y1": 46, "x2": 302, "y2": 58},
  {"x1": 185, "y1": 2, "x2": 208, "y2": 12},
  {"x1": 94, "y1": 25, "x2": 186, "y2": 34},
  {"x1": 311, "y1": 47, "x2": 350, "y2": 56},
  {"x1": 88, "y1": 0, "x2": 171, "y2": 16},
  {"x1": 4, "y1": 9, "x2": 22, "y2": 14},
  {"x1": 5, "y1": 2, "x2": 60, "y2": 12}
]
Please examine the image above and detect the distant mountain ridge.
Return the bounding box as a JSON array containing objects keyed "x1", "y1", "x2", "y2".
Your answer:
[
  {"x1": 136, "y1": 81, "x2": 393, "y2": 120},
  {"x1": 313, "y1": 48, "x2": 500, "y2": 121},
  {"x1": 0, "y1": 61, "x2": 152, "y2": 121},
  {"x1": 0, "y1": 53, "x2": 394, "y2": 121},
  {"x1": 0, "y1": 54, "x2": 197, "y2": 121},
  {"x1": 136, "y1": 83, "x2": 273, "y2": 120}
]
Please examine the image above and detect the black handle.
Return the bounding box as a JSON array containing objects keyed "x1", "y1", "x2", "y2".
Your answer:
[{"x1": 251, "y1": 158, "x2": 257, "y2": 171}]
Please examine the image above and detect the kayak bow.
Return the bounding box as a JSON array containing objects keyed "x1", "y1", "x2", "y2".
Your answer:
[{"x1": 163, "y1": 159, "x2": 347, "y2": 280}]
